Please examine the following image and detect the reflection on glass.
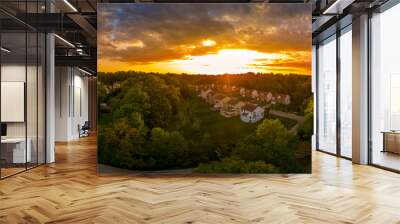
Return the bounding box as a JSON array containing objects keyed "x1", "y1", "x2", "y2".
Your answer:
[
  {"x1": 27, "y1": 32, "x2": 38, "y2": 169},
  {"x1": 1, "y1": 32, "x2": 27, "y2": 177},
  {"x1": 371, "y1": 3, "x2": 400, "y2": 171},
  {"x1": 317, "y1": 36, "x2": 337, "y2": 154},
  {"x1": 0, "y1": 1, "x2": 47, "y2": 179},
  {"x1": 340, "y1": 29, "x2": 352, "y2": 158}
]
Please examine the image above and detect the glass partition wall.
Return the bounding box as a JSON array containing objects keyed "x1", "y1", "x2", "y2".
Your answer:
[
  {"x1": 0, "y1": 5, "x2": 46, "y2": 179},
  {"x1": 316, "y1": 25, "x2": 352, "y2": 159},
  {"x1": 317, "y1": 35, "x2": 337, "y2": 154},
  {"x1": 339, "y1": 27, "x2": 352, "y2": 159},
  {"x1": 370, "y1": 3, "x2": 400, "y2": 171}
]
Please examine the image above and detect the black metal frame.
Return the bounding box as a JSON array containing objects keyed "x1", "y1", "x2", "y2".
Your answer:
[
  {"x1": 367, "y1": 10, "x2": 373, "y2": 166},
  {"x1": 0, "y1": 0, "x2": 47, "y2": 180},
  {"x1": 336, "y1": 21, "x2": 341, "y2": 158},
  {"x1": 315, "y1": 20, "x2": 353, "y2": 162}
]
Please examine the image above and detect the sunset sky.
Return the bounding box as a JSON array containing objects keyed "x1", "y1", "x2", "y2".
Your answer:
[{"x1": 98, "y1": 4, "x2": 311, "y2": 75}]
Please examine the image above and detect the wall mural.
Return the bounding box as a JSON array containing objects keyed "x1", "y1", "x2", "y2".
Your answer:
[{"x1": 97, "y1": 3, "x2": 312, "y2": 174}]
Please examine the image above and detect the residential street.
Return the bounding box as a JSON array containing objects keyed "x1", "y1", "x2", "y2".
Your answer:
[{"x1": 269, "y1": 110, "x2": 305, "y2": 133}]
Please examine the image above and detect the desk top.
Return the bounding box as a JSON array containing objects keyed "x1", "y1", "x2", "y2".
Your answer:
[
  {"x1": 1, "y1": 138, "x2": 29, "y2": 143},
  {"x1": 381, "y1": 131, "x2": 400, "y2": 134}
]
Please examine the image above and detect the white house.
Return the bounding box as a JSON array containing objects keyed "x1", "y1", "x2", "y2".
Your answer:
[
  {"x1": 240, "y1": 104, "x2": 265, "y2": 123},
  {"x1": 220, "y1": 98, "x2": 242, "y2": 117},
  {"x1": 234, "y1": 101, "x2": 246, "y2": 111},
  {"x1": 276, "y1": 94, "x2": 291, "y2": 105},
  {"x1": 266, "y1": 92, "x2": 273, "y2": 102},
  {"x1": 251, "y1": 90, "x2": 258, "y2": 99},
  {"x1": 199, "y1": 89, "x2": 212, "y2": 100},
  {"x1": 205, "y1": 91, "x2": 216, "y2": 104},
  {"x1": 210, "y1": 93, "x2": 224, "y2": 105},
  {"x1": 240, "y1": 88, "x2": 246, "y2": 97},
  {"x1": 214, "y1": 96, "x2": 231, "y2": 110}
]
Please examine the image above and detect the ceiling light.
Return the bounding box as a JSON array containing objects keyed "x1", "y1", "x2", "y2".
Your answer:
[
  {"x1": 54, "y1": 34, "x2": 75, "y2": 48},
  {"x1": 78, "y1": 67, "x2": 93, "y2": 76},
  {"x1": 63, "y1": 0, "x2": 78, "y2": 12},
  {"x1": 1, "y1": 47, "x2": 11, "y2": 53},
  {"x1": 323, "y1": 0, "x2": 355, "y2": 15}
]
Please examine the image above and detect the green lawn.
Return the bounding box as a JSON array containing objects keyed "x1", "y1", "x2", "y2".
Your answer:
[
  {"x1": 192, "y1": 99, "x2": 258, "y2": 143},
  {"x1": 192, "y1": 98, "x2": 297, "y2": 141}
]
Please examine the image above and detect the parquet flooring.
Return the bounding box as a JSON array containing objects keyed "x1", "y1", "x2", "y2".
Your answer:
[{"x1": 1, "y1": 136, "x2": 400, "y2": 223}]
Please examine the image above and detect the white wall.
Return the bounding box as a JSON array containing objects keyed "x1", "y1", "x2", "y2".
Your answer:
[
  {"x1": 55, "y1": 66, "x2": 70, "y2": 141},
  {"x1": 1, "y1": 65, "x2": 31, "y2": 138},
  {"x1": 1, "y1": 63, "x2": 46, "y2": 164},
  {"x1": 55, "y1": 67, "x2": 89, "y2": 141}
]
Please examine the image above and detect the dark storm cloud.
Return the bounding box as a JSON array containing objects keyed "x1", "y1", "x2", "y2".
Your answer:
[{"x1": 98, "y1": 3, "x2": 311, "y2": 65}]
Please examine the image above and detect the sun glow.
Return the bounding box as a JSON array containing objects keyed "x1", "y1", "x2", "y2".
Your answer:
[
  {"x1": 115, "y1": 40, "x2": 145, "y2": 50},
  {"x1": 174, "y1": 49, "x2": 287, "y2": 74},
  {"x1": 202, "y1": 39, "x2": 216, "y2": 47},
  {"x1": 98, "y1": 49, "x2": 310, "y2": 75}
]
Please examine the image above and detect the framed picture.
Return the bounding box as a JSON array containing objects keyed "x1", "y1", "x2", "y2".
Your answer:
[{"x1": 98, "y1": 3, "x2": 312, "y2": 174}]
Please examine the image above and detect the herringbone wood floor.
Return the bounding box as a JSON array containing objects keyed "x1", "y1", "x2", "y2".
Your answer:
[{"x1": 1, "y1": 136, "x2": 400, "y2": 224}]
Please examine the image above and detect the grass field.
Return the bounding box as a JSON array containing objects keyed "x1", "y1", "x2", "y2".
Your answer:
[{"x1": 192, "y1": 99, "x2": 258, "y2": 144}]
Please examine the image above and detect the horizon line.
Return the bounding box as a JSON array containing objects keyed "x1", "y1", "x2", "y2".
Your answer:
[{"x1": 97, "y1": 70, "x2": 311, "y2": 76}]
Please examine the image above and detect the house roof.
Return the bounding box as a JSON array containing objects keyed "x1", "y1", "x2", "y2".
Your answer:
[
  {"x1": 214, "y1": 94, "x2": 224, "y2": 100},
  {"x1": 241, "y1": 103, "x2": 258, "y2": 112},
  {"x1": 221, "y1": 97, "x2": 231, "y2": 102},
  {"x1": 235, "y1": 101, "x2": 246, "y2": 107},
  {"x1": 227, "y1": 98, "x2": 240, "y2": 105},
  {"x1": 276, "y1": 93, "x2": 289, "y2": 98}
]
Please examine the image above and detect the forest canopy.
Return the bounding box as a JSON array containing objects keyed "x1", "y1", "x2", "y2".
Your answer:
[{"x1": 98, "y1": 71, "x2": 312, "y2": 173}]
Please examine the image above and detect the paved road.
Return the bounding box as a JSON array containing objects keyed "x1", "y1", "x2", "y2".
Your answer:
[{"x1": 269, "y1": 110, "x2": 305, "y2": 133}]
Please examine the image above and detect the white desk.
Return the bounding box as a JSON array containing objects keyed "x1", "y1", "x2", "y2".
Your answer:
[{"x1": 1, "y1": 138, "x2": 31, "y2": 163}]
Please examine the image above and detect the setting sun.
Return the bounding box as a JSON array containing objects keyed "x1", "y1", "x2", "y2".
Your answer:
[
  {"x1": 98, "y1": 4, "x2": 311, "y2": 75},
  {"x1": 175, "y1": 49, "x2": 286, "y2": 74},
  {"x1": 99, "y1": 49, "x2": 310, "y2": 75},
  {"x1": 202, "y1": 39, "x2": 216, "y2": 47}
]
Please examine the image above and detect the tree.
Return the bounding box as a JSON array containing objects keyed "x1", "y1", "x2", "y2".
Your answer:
[
  {"x1": 167, "y1": 131, "x2": 190, "y2": 166},
  {"x1": 98, "y1": 118, "x2": 145, "y2": 169},
  {"x1": 233, "y1": 119, "x2": 300, "y2": 172},
  {"x1": 298, "y1": 97, "x2": 313, "y2": 141},
  {"x1": 298, "y1": 113, "x2": 313, "y2": 141},
  {"x1": 97, "y1": 83, "x2": 107, "y2": 103},
  {"x1": 194, "y1": 157, "x2": 279, "y2": 173}
]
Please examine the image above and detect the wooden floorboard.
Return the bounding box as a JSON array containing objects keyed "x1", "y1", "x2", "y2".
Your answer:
[{"x1": 1, "y1": 136, "x2": 400, "y2": 223}]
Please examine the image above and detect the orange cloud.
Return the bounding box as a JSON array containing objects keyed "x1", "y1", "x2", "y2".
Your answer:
[{"x1": 98, "y1": 4, "x2": 311, "y2": 75}]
